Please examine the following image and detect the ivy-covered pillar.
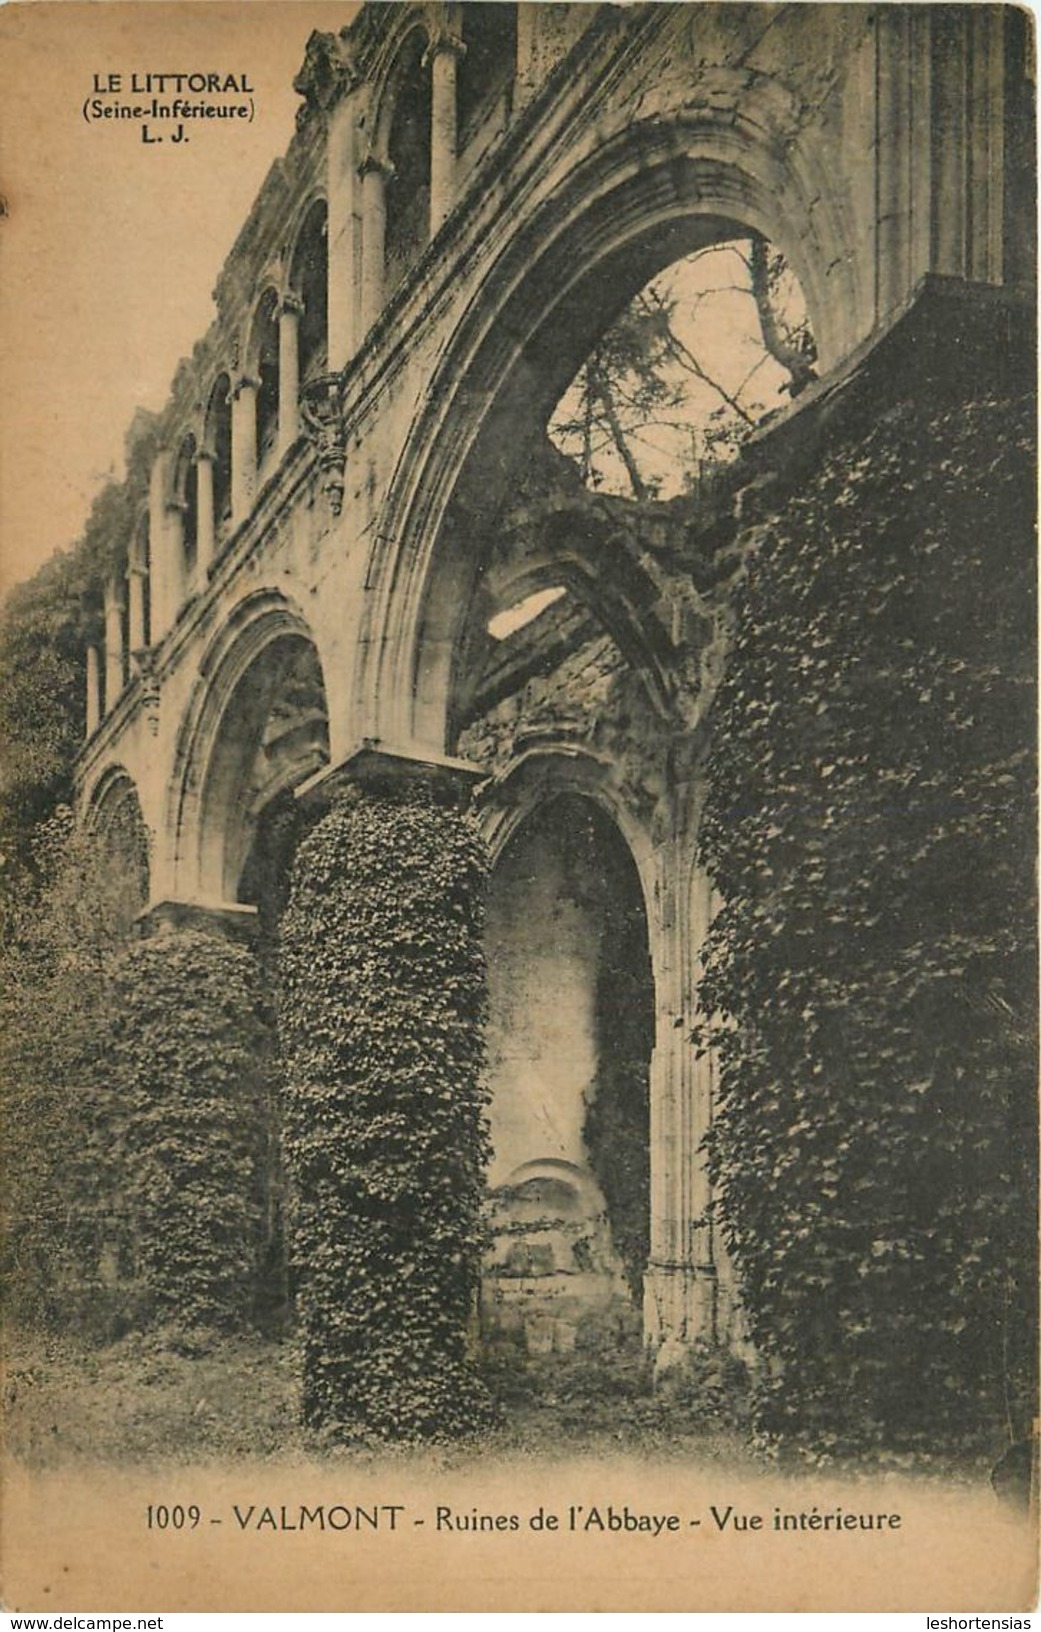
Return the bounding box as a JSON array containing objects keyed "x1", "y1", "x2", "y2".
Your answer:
[
  {"x1": 280, "y1": 746, "x2": 496, "y2": 1439},
  {"x1": 694, "y1": 285, "x2": 1036, "y2": 1454},
  {"x1": 111, "y1": 905, "x2": 272, "y2": 1332}
]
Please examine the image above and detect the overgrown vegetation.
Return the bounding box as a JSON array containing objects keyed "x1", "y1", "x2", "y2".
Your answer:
[
  {"x1": 2, "y1": 822, "x2": 277, "y2": 1341},
  {"x1": 110, "y1": 932, "x2": 276, "y2": 1333},
  {"x1": 0, "y1": 813, "x2": 144, "y2": 1333},
  {"x1": 696, "y1": 389, "x2": 1037, "y2": 1459},
  {"x1": 278, "y1": 786, "x2": 498, "y2": 1440},
  {"x1": 4, "y1": 1323, "x2": 759, "y2": 1469},
  {"x1": 0, "y1": 416, "x2": 158, "y2": 880}
]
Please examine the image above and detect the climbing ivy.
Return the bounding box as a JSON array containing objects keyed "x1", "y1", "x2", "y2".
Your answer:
[
  {"x1": 697, "y1": 390, "x2": 1036, "y2": 1456},
  {"x1": 278, "y1": 785, "x2": 497, "y2": 1440},
  {"x1": 1, "y1": 813, "x2": 140, "y2": 1332},
  {"x1": 111, "y1": 931, "x2": 273, "y2": 1332}
]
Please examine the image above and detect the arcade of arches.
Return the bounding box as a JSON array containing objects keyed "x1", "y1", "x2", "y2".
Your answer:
[{"x1": 73, "y1": 0, "x2": 1033, "y2": 1408}]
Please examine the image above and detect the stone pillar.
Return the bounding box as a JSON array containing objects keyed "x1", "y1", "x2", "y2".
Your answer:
[
  {"x1": 326, "y1": 96, "x2": 358, "y2": 368},
  {"x1": 85, "y1": 644, "x2": 102, "y2": 737},
  {"x1": 426, "y1": 32, "x2": 464, "y2": 233},
  {"x1": 230, "y1": 374, "x2": 259, "y2": 524},
  {"x1": 278, "y1": 294, "x2": 303, "y2": 456},
  {"x1": 126, "y1": 555, "x2": 147, "y2": 657},
  {"x1": 103, "y1": 575, "x2": 125, "y2": 712},
  {"x1": 358, "y1": 155, "x2": 391, "y2": 338},
  {"x1": 148, "y1": 449, "x2": 174, "y2": 642},
  {"x1": 514, "y1": 6, "x2": 539, "y2": 106},
  {"x1": 643, "y1": 845, "x2": 717, "y2": 1367},
  {"x1": 874, "y1": 7, "x2": 1008, "y2": 327},
  {"x1": 194, "y1": 448, "x2": 216, "y2": 576}
]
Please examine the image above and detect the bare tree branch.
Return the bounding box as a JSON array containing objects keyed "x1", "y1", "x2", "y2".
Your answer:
[
  {"x1": 642, "y1": 289, "x2": 756, "y2": 428},
  {"x1": 748, "y1": 232, "x2": 817, "y2": 396},
  {"x1": 586, "y1": 350, "x2": 650, "y2": 500}
]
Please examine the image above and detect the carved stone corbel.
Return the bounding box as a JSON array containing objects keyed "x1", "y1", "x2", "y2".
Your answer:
[
  {"x1": 300, "y1": 372, "x2": 347, "y2": 516},
  {"x1": 135, "y1": 649, "x2": 161, "y2": 738},
  {"x1": 422, "y1": 28, "x2": 466, "y2": 70},
  {"x1": 293, "y1": 30, "x2": 362, "y2": 126}
]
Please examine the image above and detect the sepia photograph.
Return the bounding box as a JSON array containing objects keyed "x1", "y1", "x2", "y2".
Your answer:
[{"x1": 0, "y1": 0, "x2": 1036, "y2": 1613}]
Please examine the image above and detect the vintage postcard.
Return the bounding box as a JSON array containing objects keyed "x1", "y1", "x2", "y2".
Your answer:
[{"x1": 0, "y1": 0, "x2": 1036, "y2": 1614}]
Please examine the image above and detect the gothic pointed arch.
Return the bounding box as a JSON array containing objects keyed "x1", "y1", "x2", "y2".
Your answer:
[
  {"x1": 356, "y1": 106, "x2": 846, "y2": 755},
  {"x1": 172, "y1": 433, "x2": 199, "y2": 582},
  {"x1": 478, "y1": 768, "x2": 656, "y2": 1329},
  {"x1": 371, "y1": 20, "x2": 433, "y2": 293},
  {"x1": 84, "y1": 765, "x2": 150, "y2": 917},
  {"x1": 247, "y1": 289, "x2": 282, "y2": 474},
  {"x1": 288, "y1": 196, "x2": 329, "y2": 385},
  {"x1": 168, "y1": 590, "x2": 329, "y2": 904},
  {"x1": 204, "y1": 372, "x2": 233, "y2": 532}
]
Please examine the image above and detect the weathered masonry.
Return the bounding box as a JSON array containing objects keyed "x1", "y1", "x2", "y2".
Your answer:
[{"x1": 76, "y1": 4, "x2": 1034, "y2": 1359}]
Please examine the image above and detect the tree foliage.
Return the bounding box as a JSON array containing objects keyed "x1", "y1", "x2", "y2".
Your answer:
[
  {"x1": 278, "y1": 786, "x2": 497, "y2": 1440},
  {"x1": 696, "y1": 389, "x2": 1037, "y2": 1456},
  {"x1": 0, "y1": 415, "x2": 158, "y2": 878},
  {"x1": 549, "y1": 237, "x2": 816, "y2": 499}
]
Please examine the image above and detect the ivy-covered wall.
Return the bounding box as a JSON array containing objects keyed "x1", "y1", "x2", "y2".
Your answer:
[
  {"x1": 697, "y1": 387, "x2": 1036, "y2": 1455},
  {"x1": 1, "y1": 815, "x2": 141, "y2": 1333},
  {"x1": 278, "y1": 786, "x2": 496, "y2": 1439},
  {"x1": 111, "y1": 930, "x2": 275, "y2": 1332}
]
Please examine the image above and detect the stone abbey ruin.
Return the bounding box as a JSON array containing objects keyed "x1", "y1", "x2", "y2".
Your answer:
[{"x1": 20, "y1": 3, "x2": 1034, "y2": 1446}]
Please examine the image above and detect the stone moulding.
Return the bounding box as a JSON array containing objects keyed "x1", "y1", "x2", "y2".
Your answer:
[{"x1": 295, "y1": 740, "x2": 488, "y2": 812}]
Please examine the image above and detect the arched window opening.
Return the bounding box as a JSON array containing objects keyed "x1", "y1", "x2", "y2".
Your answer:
[
  {"x1": 487, "y1": 584, "x2": 566, "y2": 641},
  {"x1": 206, "y1": 375, "x2": 232, "y2": 530},
  {"x1": 547, "y1": 236, "x2": 817, "y2": 500},
  {"x1": 174, "y1": 434, "x2": 199, "y2": 579},
  {"x1": 457, "y1": 3, "x2": 517, "y2": 151},
  {"x1": 384, "y1": 35, "x2": 432, "y2": 293},
  {"x1": 91, "y1": 774, "x2": 151, "y2": 928},
  {"x1": 290, "y1": 200, "x2": 329, "y2": 384},
  {"x1": 484, "y1": 793, "x2": 653, "y2": 1338},
  {"x1": 201, "y1": 635, "x2": 329, "y2": 909},
  {"x1": 252, "y1": 292, "x2": 281, "y2": 470},
  {"x1": 119, "y1": 564, "x2": 132, "y2": 685},
  {"x1": 128, "y1": 514, "x2": 151, "y2": 654}
]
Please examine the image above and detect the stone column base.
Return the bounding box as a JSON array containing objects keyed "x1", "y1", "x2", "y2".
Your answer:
[{"x1": 643, "y1": 1261, "x2": 718, "y2": 1372}]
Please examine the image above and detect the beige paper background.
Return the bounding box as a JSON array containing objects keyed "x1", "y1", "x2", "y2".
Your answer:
[
  {"x1": 4, "y1": 1462, "x2": 1038, "y2": 1612},
  {"x1": 0, "y1": 0, "x2": 355, "y2": 597},
  {"x1": 0, "y1": 1, "x2": 1037, "y2": 1614}
]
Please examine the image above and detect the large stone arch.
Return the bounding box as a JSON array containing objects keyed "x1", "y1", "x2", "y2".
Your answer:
[
  {"x1": 355, "y1": 105, "x2": 856, "y2": 755},
  {"x1": 167, "y1": 589, "x2": 329, "y2": 903}
]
